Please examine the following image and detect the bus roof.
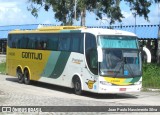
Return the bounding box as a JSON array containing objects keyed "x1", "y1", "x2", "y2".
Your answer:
[
  {"x1": 81, "y1": 28, "x2": 136, "y2": 37},
  {"x1": 9, "y1": 26, "x2": 137, "y2": 37}
]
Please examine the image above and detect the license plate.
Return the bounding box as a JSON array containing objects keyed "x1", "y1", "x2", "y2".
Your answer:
[{"x1": 119, "y1": 88, "x2": 126, "y2": 91}]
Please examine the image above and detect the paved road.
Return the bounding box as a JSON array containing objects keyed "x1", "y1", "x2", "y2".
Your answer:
[{"x1": 0, "y1": 74, "x2": 160, "y2": 115}]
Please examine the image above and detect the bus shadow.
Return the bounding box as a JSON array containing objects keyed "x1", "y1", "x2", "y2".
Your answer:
[
  {"x1": 82, "y1": 92, "x2": 138, "y2": 99},
  {"x1": 6, "y1": 77, "x2": 18, "y2": 83},
  {"x1": 32, "y1": 81, "x2": 74, "y2": 94},
  {"x1": 6, "y1": 77, "x2": 74, "y2": 94},
  {"x1": 6, "y1": 77, "x2": 138, "y2": 99}
]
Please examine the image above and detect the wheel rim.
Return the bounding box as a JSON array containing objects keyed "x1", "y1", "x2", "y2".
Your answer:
[
  {"x1": 75, "y1": 82, "x2": 80, "y2": 91},
  {"x1": 18, "y1": 73, "x2": 22, "y2": 80},
  {"x1": 24, "y1": 75, "x2": 28, "y2": 81},
  {"x1": 17, "y1": 70, "x2": 23, "y2": 83},
  {"x1": 24, "y1": 70, "x2": 30, "y2": 84},
  {"x1": 74, "y1": 78, "x2": 82, "y2": 94}
]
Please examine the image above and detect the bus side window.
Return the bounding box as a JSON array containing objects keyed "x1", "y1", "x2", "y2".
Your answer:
[
  {"x1": 27, "y1": 34, "x2": 35, "y2": 49},
  {"x1": 59, "y1": 34, "x2": 71, "y2": 51},
  {"x1": 47, "y1": 34, "x2": 59, "y2": 51},
  {"x1": 11, "y1": 35, "x2": 16, "y2": 48},
  {"x1": 16, "y1": 37, "x2": 20, "y2": 48},
  {"x1": 71, "y1": 33, "x2": 84, "y2": 53},
  {"x1": 19, "y1": 34, "x2": 28, "y2": 49},
  {"x1": 8, "y1": 35, "x2": 12, "y2": 48},
  {"x1": 10, "y1": 34, "x2": 19, "y2": 48},
  {"x1": 80, "y1": 34, "x2": 84, "y2": 54},
  {"x1": 39, "y1": 38, "x2": 47, "y2": 50},
  {"x1": 85, "y1": 33, "x2": 98, "y2": 75}
]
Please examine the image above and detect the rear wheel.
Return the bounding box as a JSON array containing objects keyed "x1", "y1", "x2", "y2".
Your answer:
[
  {"x1": 24, "y1": 69, "x2": 30, "y2": 85},
  {"x1": 17, "y1": 69, "x2": 24, "y2": 83},
  {"x1": 73, "y1": 77, "x2": 82, "y2": 95}
]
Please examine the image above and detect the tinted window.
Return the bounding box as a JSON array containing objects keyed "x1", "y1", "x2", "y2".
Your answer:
[
  {"x1": 85, "y1": 33, "x2": 98, "y2": 75},
  {"x1": 20, "y1": 34, "x2": 28, "y2": 49},
  {"x1": 85, "y1": 33, "x2": 97, "y2": 51},
  {"x1": 27, "y1": 34, "x2": 37, "y2": 49},
  {"x1": 71, "y1": 33, "x2": 84, "y2": 53},
  {"x1": 8, "y1": 33, "x2": 84, "y2": 54},
  {"x1": 47, "y1": 34, "x2": 59, "y2": 50},
  {"x1": 58, "y1": 34, "x2": 71, "y2": 51}
]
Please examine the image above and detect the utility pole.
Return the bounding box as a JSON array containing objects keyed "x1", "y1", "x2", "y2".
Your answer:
[
  {"x1": 133, "y1": 12, "x2": 137, "y2": 34},
  {"x1": 157, "y1": 3, "x2": 160, "y2": 63},
  {"x1": 132, "y1": 10, "x2": 137, "y2": 34},
  {"x1": 74, "y1": 0, "x2": 77, "y2": 25}
]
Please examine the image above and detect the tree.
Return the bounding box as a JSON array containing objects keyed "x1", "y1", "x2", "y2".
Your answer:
[
  {"x1": 28, "y1": 0, "x2": 76, "y2": 25},
  {"x1": 27, "y1": 0, "x2": 158, "y2": 26}
]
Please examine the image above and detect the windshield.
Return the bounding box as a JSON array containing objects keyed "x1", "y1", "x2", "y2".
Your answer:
[{"x1": 98, "y1": 36, "x2": 142, "y2": 77}]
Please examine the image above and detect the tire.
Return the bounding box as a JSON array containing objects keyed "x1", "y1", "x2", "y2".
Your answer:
[
  {"x1": 73, "y1": 77, "x2": 82, "y2": 95},
  {"x1": 17, "y1": 69, "x2": 24, "y2": 83},
  {"x1": 24, "y1": 69, "x2": 30, "y2": 85}
]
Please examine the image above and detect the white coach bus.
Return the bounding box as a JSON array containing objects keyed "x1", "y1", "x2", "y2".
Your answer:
[{"x1": 7, "y1": 26, "x2": 142, "y2": 95}]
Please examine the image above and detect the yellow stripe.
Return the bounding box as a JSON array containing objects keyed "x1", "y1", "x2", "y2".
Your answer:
[{"x1": 104, "y1": 77, "x2": 132, "y2": 86}]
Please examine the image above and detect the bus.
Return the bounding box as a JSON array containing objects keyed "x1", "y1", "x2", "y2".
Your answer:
[{"x1": 6, "y1": 26, "x2": 142, "y2": 95}]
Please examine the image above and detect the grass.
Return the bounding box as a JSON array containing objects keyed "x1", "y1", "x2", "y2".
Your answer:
[
  {"x1": 143, "y1": 63, "x2": 160, "y2": 89},
  {"x1": 0, "y1": 62, "x2": 6, "y2": 74}
]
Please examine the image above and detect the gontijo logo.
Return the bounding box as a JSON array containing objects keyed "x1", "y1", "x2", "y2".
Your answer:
[{"x1": 22, "y1": 52, "x2": 42, "y2": 60}]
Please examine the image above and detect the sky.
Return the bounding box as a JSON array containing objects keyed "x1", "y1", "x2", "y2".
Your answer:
[{"x1": 0, "y1": 0, "x2": 159, "y2": 26}]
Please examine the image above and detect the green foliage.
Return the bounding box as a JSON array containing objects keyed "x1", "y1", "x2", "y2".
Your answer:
[
  {"x1": 28, "y1": 0, "x2": 76, "y2": 25},
  {"x1": 155, "y1": 0, "x2": 160, "y2": 2},
  {"x1": 124, "y1": 0, "x2": 151, "y2": 21},
  {"x1": 27, "y1": 0, "x2": 156, "y2": 26},
  {"x1": 0, "y1": 62, "x2": 6, "y2": 74},
  {"x1": 143, "y1": 63, "x2": 160, "y2": 89}
]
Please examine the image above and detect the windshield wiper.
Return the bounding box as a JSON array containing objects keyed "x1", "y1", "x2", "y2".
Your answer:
[
  {"x1": 114, "y1": 61, "x2": 124, "y2": 78},
  {"x1": 125, "y1": 63, "x2": 135, "y2": 78}
]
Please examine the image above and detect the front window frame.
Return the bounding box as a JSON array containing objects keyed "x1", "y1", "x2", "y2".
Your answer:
[
  {"x1": 99, "y1": 48, "x2": 142, "y2": 78},
  {"x1": 97, "y1": 35, "x2": 142, "y2": 78}
]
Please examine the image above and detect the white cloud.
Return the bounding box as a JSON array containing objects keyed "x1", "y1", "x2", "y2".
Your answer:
[
  {"x1": 0, "y1": 0, "x2": 39, "y2": 25},
  {"x1": 120, "y1": 3, "x2": 160, "y2": 25},
  {"x1": 0, "y1": 0, "x2": 58, "y2": 26},
  {"x1": 122, "y1": 11, "x2": 132, "y2": 19}
]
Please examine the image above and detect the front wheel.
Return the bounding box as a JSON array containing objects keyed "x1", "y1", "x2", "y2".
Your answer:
[
  {"x1": 73, "y1": 77, "x2": 82, "y2": 95},
  {"x1": 24, "y1": 69, "x2": 31, "y2": 85}
]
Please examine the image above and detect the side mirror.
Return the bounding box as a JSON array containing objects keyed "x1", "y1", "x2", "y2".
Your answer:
[{"x1": 143, "y1": 46, "x2": 151, "y2": 63}]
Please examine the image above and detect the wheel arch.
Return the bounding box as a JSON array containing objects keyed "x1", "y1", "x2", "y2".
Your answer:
[
  {"x1": 72, "y1": 74, "x2": 84, "y2": 90},
  {"x1": 16, "y1": 65, "x2": 23, "y2": 74}
]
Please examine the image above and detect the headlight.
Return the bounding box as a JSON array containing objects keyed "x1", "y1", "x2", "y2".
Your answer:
[
  {"x1": 100, "y1": 81, "x2": 112, "y2": 86},
  {"x1": 134, "y1": 81, "x2": 142, "y2": 85}
]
